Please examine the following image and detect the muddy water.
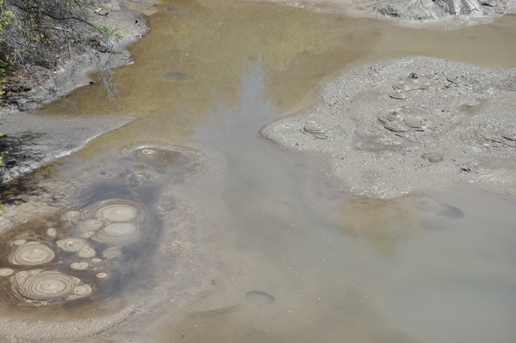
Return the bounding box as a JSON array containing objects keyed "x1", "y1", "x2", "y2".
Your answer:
[{"x1": 3, "y1": 0, "x2": 516, "y2": 342}]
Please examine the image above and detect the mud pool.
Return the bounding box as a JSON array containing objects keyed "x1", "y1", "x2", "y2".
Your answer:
[{"x1": 1, "y1": 1, "x2": 516, "y2": 342}]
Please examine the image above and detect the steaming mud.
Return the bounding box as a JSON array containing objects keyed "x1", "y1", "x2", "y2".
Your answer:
[
  {"x1": 261, "y1": 56, "x2": 516, "y2": 199},
  {"x1": 0, "y1": 142, "x2": 211, "y2": 341}
]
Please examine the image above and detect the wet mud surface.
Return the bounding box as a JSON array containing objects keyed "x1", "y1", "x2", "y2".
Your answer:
[
  {"x1": 0, "y1": 114, "x2": 134, "y2": 183},
  {"x1": 0, "y1": 142, "x2": 211, "y2": 341},
  {"x1": 261, "y1": 56, "x2": 516, "y2": 198}
]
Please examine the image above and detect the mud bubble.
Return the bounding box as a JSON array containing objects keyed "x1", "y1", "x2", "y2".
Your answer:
[{"x1": 56, "y1": 238, "x2": 87, "y2": 253}]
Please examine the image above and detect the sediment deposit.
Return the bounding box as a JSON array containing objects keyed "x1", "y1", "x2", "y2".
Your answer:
[{"x1": 260, "y1": 57, "x2": 516, "y2": 198}]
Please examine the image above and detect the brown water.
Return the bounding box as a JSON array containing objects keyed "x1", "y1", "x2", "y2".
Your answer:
[{"x1": 4, "y1": 0, "x2": 516, "y2": 342}]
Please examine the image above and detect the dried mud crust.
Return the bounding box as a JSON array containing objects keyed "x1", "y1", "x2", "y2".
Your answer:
[
  {"x1": 0, "y1": 142, "x2": 215, "y2": 342},
  {"x1": 260, "y1": 57, "x2": 516, "y2": 199},
  {"x1": 275, "y1": 0, "x2": 516, "y2": 28}
]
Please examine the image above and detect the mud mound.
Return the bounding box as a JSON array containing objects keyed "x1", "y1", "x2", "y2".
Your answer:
[
  {"x1": 260, "y1": 57, "x2": 516, "y2": 198},
  {"x1": 274, "y1": 0, "x2": 515, "y2": 28}
]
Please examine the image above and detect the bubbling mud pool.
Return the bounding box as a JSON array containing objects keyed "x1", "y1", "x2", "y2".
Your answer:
[
  {"x1": 1, "y1": 197, "x2": 148, "y2": 307},
  {"x1": 0, "y1": 143, "x2": 210, "y2": 341}
]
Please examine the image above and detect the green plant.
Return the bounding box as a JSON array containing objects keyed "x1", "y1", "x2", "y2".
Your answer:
[
  {"x1": 0, "y1": 59, "x2": 12, "y2": 103},
  {"x1": 93, "y1": 23, "x2": 123, "y2": 42},
  {"x1": 0, "y1": 132, "x2": 4, "y2": 167},
  {"x1": 0, "y1": 1, "x2": 123, "y2": 105},
  {"x1": 0, "y1": 0, "x2": 13, "y2": 102}
]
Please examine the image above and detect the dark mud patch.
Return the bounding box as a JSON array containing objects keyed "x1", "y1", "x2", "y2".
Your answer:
[
  {"x1": 0, "y1": 142, "x2": 211, "y2": 341},
  {"x1": 261, "y1": 57, "x2": 516, "y2": 199}
]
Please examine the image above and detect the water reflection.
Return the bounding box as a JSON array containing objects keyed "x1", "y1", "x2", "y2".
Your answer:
[
  {"x1": 338, "y1": 196, "x2": 422, "y2": 257},
  {"x1": 382, "y1": 187, "x2": 516, "y2": 343}
]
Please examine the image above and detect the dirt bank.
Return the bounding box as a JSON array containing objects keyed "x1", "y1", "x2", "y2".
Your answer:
[
  {"x1": 260, "y1": 56, "x2": 516, "y2": 199},
  {"x1": 265, "y1": 0, "x2": 516, "y2": 28},
  {"x1": 0, "y1": 0, "x2": 157, "y2": 183}
]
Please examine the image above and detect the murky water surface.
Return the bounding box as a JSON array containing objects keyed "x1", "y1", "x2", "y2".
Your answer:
[{"x1": 3, "y1": 0, "x2": 516, "y2": 342}]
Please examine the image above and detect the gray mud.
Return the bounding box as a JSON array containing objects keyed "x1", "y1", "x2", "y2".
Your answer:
[
  {"x1": 0, "y1": 113, "x2": 133, "y2": 183},
  {"x1": 0, "y1": 142, "x2": 212, "y2": 342},
  {"x1": 260, "y1": 56, "x2": 516, "y2": 199},
  {"x1": 272, "y1": 0, "x2": 516, "y2": 28}
]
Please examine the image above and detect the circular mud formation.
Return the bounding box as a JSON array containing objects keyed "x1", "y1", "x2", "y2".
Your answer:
[
  {"x1": 260, "y1": 57, "x2": 516, "y2": 198},
  {"x1": 11, "y1": 270, "x2": 91, "y2": 304},
  {"x1": 79, "y1": 198, "x2": 147, "y2": 251},
  {"x1": 0, "y1": 143, "x2": 210, "y2": 341},
  {"x1": 8, "y1": 242, "x2": 55, "y2": 266},
  {"x1": 1, "y1": 197, "x2": 149, "y2": 308}
]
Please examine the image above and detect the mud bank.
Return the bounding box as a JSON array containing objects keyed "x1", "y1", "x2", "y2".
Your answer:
[
  {"x1": 0, "y1": 0, "x2": 157, "y2": 183},
  {"x1": 260, "y1": 57, "x2": 516, "y2": 199},
  {"x1": 266, "y1": 0, "x2": 516, "y2": 28}
]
